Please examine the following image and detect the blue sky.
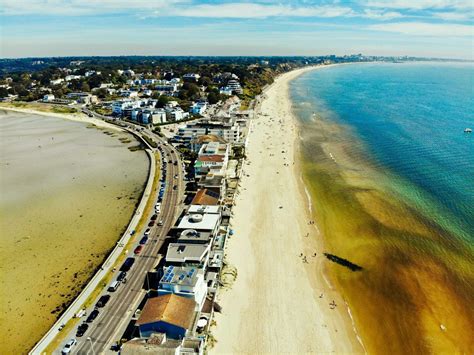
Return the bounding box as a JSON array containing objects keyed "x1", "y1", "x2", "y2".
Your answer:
[{"x1": 1, "y1": 0, "x2": 473, "y2": 59}]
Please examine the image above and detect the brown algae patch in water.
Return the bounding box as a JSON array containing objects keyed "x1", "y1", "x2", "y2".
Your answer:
[{"x1": 299, "y1": 118, "x2": 474, "y2": 354}]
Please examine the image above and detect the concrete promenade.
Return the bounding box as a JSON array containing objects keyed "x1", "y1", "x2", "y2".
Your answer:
[{"x1": 29, "y1": 144, "x2": 156, "y2": 355}]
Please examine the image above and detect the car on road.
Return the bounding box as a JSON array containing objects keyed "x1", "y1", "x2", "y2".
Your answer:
[
  {"x1": 134, "y1": 245, "x2": 143, "y2": 255},
  {"x1": 108, "y1": 280, "x2": 120, "y2": 292},
  {"x1": 173, "y1": 185, "x2": 177, "y2": 190},
  {"x1": 174, "y1": 174, "x2": 178, "y2": 179},
  {"x1": 148, "y1": 220, "x2": 155, "y2": 227},
  {"x1": 120, "y1": 257, "x2": 135, "y2": 272},
  {"x1": 158, "y1": 220, "x2": 164, "y2": 226},
  {"x1": 140, "y1": 236, "x2": 148, "y2": 245},
  {"x1": 95, "y1": 294, "x2": 110, "y2": 308},
  {"x1": 86, "y1": 309, "x2": 99, "y2": 323},
  {"x1": 116, "y1": 271, "x2": 127, "y2": 282},
  {"x1": 144, "y1": 228, "x2": 151, "y2": 236},
  {"x1": 173, "y1": 161, "x2": 178, "y2": 166},
  {"x1": 151, "y1": 214, "x2": 158, "y2": 220},
  {"x1": 76, "y1": 323, "x2": 89, "y2": 337},
  {"x1": 61, "y1": 339, "x2": 77, "y2": 354}
]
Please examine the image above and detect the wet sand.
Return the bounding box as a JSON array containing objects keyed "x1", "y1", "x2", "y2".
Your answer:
[{"x1": 0, "y1": 110, "x2": 149, "y2": 354}]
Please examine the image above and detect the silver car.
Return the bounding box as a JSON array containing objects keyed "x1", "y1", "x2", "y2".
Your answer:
[{"x1": 61, "y1": 338, "x2": 77, "y2": 354}]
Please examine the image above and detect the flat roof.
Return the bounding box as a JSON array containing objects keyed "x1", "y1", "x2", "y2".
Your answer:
[
  {"x1": 188, "y1": 205, "x2": 220, "y2": 214},
  {"x1": 166, "y1": 243, "x2": 210, "y2": 264},
  {"x1": 160, "y1": 265, "x2": 202, "y2": 287},
  {"x1": 178, "y1": 229, "x2": 213, "y2": 243},
  {"x1": 176, "y1": 213, "x2": 220, "y2": 232}
]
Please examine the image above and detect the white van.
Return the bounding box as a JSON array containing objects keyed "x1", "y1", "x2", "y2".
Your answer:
[{"x1": 108, "y1": 281, "x2": 120, "y2": 292}]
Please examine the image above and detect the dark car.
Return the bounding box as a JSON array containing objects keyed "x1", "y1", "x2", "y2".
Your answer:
[
  {"x1": 76, "y1": 323, "x2": 89, "y2": 337},
  {"x1": 86, "y1": 309, "x2": 99, "y2": 323},
  {"x1": 95, "y1": 294, "x2": 110, "y2": 308},
  {"x1": 116, "y1": 271, "x2": 127, "y2": 282},
  {"x1": 151, "y1": 214, "x2": 158, "y2": 221},
  {"x1": 148, "y1": 220, "x2": 155, "y2": 227},
  {"x1": 119, "y1": 257, "x2": 135, "y2": 272},
  {"x1": 173, "y1": 161, "x2": 177, "y2": 166},
  {"x1": 139, "y1": 236, "x2": 148, "y2": 245},
  {"x1": 173, "y1": 185, "x2": 177, "y2": 190}
]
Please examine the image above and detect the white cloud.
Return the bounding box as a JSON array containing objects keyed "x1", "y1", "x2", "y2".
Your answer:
[
  {"x1": 362, "y1": 9, "x2": 403, "y2": 20},
  {"x1": 368, "y1": 22, "x2": 474, "y2": 36},
  {"x1": 432, "y1": 11, "x2": 474, "y2": 21},
  {"x1": 365, "y1": 0, "x2": 473, "y2": 10},
  {"x1": 160, "y1": 3, "x2": 355, "y2": 19},
  {"x1": 1, "y1": 0, "x2": 182, "y2": 15}
]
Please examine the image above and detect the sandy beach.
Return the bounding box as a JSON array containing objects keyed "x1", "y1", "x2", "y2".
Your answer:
[
  {"x1": 211, "y1": 67, "x2": 364, "y2": 354},
  {"x1": 0, "y1": 109, "x2": 149, "y2": 354}
]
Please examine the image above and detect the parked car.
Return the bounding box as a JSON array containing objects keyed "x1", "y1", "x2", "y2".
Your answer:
[
  {"x1": 151, "y1": 214, "x2": 158, "y2": 220},
  {"x1": 108, "y1": 280, "x2": 120, "y2": 292},
  {"x1": 116, "y1": 271, "x2": 127, "y2": 282},
  {"x1": 144, "y1": 228, "x2": 151, "y2": 236},
  {"x1": 148, "y1": 220, "x2": 155, "y2": 227},
  {"x1": 76, "y1": 323, "x2": 89, "y2": 337},
  {"x1": 86, "y1": 309, "x2": 99, "y2": 323},
  {"x1": 173, "y1": 185, "x2": 177, "y2": 190},
  {"x1": 134, "y1": 245, "x2": 143, "y2": 255},
  {"x1": 140, "y1": 236, "x2": 148, "y2": 245},
  {"x1": 61, "y1": 339, "x2": 77, "y2": 354},
  {"x1": 119, "y1": 257, "x2": 135, "y2": 272},
  {"x1": 95, "y1": 294, "x2": 110, "y2": 308}
]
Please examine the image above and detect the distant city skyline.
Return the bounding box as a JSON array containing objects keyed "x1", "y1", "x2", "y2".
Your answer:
[{"x1": 1, "y1": 0, "x2": 473, "y2": 59}]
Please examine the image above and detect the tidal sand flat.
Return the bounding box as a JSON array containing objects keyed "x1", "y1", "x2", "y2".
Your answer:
[
  {"x1": 211, "y1": 67, "x2": 362, "y2": 354},
  {"x1": 0, "y1": 110, "x2": 149, "y2": 354},
  {"x1": 291, "y1": 63, "x2": 474, "y2": 353}
]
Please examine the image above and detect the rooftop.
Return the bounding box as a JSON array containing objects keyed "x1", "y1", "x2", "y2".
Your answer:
[
  {"x1": 177, "y1": 229, "x2": 213, "y2": 243},
  {"x1": 191, "y1": 189, "x2": 220, "y2": 206},
  {"x1": 176, "y1": 212, "x2": 220, "y2": 232},
  {"x1": 160, "y1": 265, "x2": 203, "y2": 287},
  {"x1": 165, "y1": 243, "x2": 210, "y2": 264},
  {"x1": 136, "y1": 294, "x2": 196, "y2": 329},
  {"x1": 188, "y1": 205, "x2": 220, "y2": 214}
]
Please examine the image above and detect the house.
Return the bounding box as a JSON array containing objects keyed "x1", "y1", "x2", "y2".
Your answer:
[
  {"x1": 191, "y1": 189, "x2": 220, "y2": 206},
  {"x1": 226, "y1": 80, "x2": 243, "y2": 94},
  {"x1": 195, "y1": 142, "x2": 229, "y2": 177},
  {"x1": 177, "y1": 229, "x2": 213, "y2": 245},
  {"x1": 165, "y1": 243, "x2": 211, "y2": 268},
  {"x1": 175, "y1": 208, "x2": 221, "y2": 235},
  {"x1": 66, "y1": 92, "x2": 98, "y2": 104},
  {"x1": 42, "y1": 94, "x2": 55, "y2": 102},
  {"x1": 121, "y1": 334, "x2": 204, "y2": 355},
  {"x1": 183, "y1": 73, "x2": 200, "y2": 82},
  {"x1": 197, "y1": 173, "x2": 226, "y2": 197},
  {"x1": 190, "y1": 134, "x2": 227, "y2": 153},
  {"x1": 219, "y1": 87, "x2": 233, "y2": 96},
  {"x1": 65, "y1": 75, "x2": 82, "y2": 81},
  {"x1": 155, "y1": 81, "x2": 179, "y2": 93},
  {"x1": 136, "y1": 294, "x2": 196, "y2": 339},
  {"x1": 159, "y1": 266, "x2": 207, "y2": 308},
  {"x1": 189, "y1": 101, "x2": 207, "y2": 115},
  {"x1": 166, "y1": 107, "x2": 188, "y2": 122},
  {"x1": 120, "y1": 90, "x2": 138, "y2": 98},
  {"x1": 50, "y1": 78, "x2": 64, "y2": 85}
]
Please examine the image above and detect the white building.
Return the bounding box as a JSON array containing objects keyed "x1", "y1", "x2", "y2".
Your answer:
[
  {"x1": 194, "y1": 142, "x2": 229, "y2": 178},
  {"x1": 176, "y1": 121, "x2": 240, "y2": 143},
  {"x1": 158, "y1": 266, "x2": 207, "y2": 309},
  {"x1": 42, "y1": 94, "x2": 55, "y2": 102},
  {"x1": 189, "y1": 101, "x2": 207, "y2": 115},
  {"x1": 65, "y1": 75, "x2": 82, "y2": 81},
  {"x1": 155, "y1": 81, "x2": 179, "y2": 93},
  {"x1": 226, "y1": 80, "x2": 243, "y2": 94},
  {"x1": 119, "y1": 90, "x2": 138, "y2": 98},
  {"x1": 50, "y1": 78, "x2": 64, "y2": 85}
]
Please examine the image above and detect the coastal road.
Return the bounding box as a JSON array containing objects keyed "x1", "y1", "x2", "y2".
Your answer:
[{"x1": 55, "y1": 114, "x2": 186, "y2": 354}]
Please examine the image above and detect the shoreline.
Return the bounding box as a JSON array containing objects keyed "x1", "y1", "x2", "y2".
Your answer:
[{"x1": 210, "y1": 65, "x2": 363, "y2": 353}]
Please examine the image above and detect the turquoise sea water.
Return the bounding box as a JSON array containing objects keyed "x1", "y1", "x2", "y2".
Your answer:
[{"x1": 291, "y1": 62, "x2": 474, "y2": 242}]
